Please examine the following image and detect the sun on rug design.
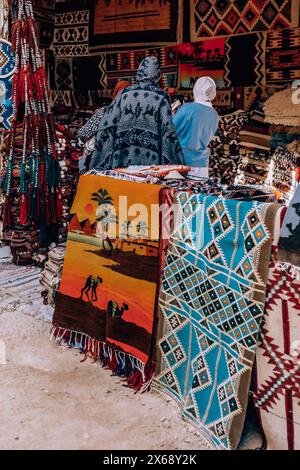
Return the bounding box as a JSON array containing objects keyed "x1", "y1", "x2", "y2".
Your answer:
[{"x1": 153, "y1": 193, "x2": 277, "y2": 449}]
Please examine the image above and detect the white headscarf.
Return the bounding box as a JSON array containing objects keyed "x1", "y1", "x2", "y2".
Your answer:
[{"x1": 193, "y1": 77, "x2": 217, "y2": 106}]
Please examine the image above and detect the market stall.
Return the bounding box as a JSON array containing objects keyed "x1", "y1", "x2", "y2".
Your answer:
[{"x1": 0, "y1": 0, "x2": 300, "y2": 452}]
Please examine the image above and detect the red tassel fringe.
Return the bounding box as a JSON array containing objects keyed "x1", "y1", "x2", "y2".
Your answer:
[{"x1": 51, "y1": 327, "x2": 154, "y2": 393}]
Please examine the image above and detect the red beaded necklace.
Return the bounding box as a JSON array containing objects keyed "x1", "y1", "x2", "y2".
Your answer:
[{"x1": 4, "y1": 0, "x2": 62, "y2": 228}]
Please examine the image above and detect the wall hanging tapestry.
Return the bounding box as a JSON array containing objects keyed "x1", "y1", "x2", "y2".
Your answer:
[
  {"x1": 234, "y1": 85, "x2": 284, "y2": 113},
  {"x1": 53, "y1": 175, "x2": 162, "y2": 391},
  {"x1": 49, "y1": 90, "x2": 72, "y2": 108},
  {"x1": 31, "y1": 0, "x2": 55, "y2": 48},
  {"x1": 253, "y1": 261, "x2": 300, "y2": 450},
  {"x1": 89, "y1": 0, "x2": 180, "y2": 51},
  {"x1": 106, "y1": 46, "x2": 178, "y2": 91},
  {"x1": 50, "y1": 54, "x2": 108, "y2": 92},
  {"x1": 153, "y1": 192, "x2": 277, "y2": 449},
  {"x1": 0, "y1": 38, "x2": 15, "y2": 131},
  {"x1": 224, "y1": 32, "x2": 266, "y2": 87},
  {"x1": 213, "y1": 89, "x2": 233, "y2": 110},
  {"x1": 178, "y1": 39, "x2": 225, "y2": 90},
  {"x1": 189, "y1": 0, "x2": 300, "y2": 41},
  {"x1": 266, "y1": 27, "x2": 300, "y2": 84},
  {"x1": 279, "y1": 183, "x2": 300, "y2": 254},
  {"x1": 51, "y1": 9, "x2": 89, "y2": 57}
]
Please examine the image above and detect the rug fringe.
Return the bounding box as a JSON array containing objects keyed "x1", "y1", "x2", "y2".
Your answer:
[{"x1": 50, "y1": 326, "x2": 154, "y2": 393}]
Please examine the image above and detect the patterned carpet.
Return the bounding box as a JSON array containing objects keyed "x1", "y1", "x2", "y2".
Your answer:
[{"x1": 0, "y1": 251, "x2": 52, "y2": 321}]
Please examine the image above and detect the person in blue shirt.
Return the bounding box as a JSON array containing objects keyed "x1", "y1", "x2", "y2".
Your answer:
[{"x1": 173, "y1": 76, "x2": 219, "y2": 178}]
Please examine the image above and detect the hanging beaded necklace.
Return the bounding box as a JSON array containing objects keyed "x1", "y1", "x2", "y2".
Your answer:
[{"x1": 3, "y1": 0, "x2": 61, "y2": 228}]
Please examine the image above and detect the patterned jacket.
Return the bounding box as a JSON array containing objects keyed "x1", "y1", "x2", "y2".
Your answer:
[{"x1": 90, "y1": 56, "x2": 184, "y2": 170}]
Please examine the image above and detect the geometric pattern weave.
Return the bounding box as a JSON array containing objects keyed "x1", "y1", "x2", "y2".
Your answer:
[
  {"x1": 253, "y1": 263, "x2": 300, "y2": 449},
  {"x1": 154, "y1": 193, "x2": 276, "y2": 450},
  {"x1": 51, "y1": 9, "x2": 89, "y2": 57},
  {"x1": 0, "y1": 38, "x2": 15, "y2": 130},
  {"x1": 190, "y1": 0, "x2": 300, "y2": 40}
]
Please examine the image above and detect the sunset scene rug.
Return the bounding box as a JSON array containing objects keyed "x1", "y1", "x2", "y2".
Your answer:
[{"x1": 53, "y1": 175, "x2": 162, "y2": 391}]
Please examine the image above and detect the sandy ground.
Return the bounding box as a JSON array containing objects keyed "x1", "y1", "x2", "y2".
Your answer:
[{"x1": 0, "y1": 309, "x2": 209, "y2": 451}]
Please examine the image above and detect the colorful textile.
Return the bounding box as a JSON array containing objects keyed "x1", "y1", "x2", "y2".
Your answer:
[
  {"x1": 52, "y1": 9, "x2": 89, "y2": 57},
  {"x1": 106, "y1": 46, "x2": 178, "y2": 91},
  {"x1": 279, "y1": 183, "x2": 300, "y2": 253},
  {"x1": 234, "y1": 85, "x2": 284, "y2": 113},
  {"x1": 153, "y1": 193, "x2": 276, "y2": 449},
  {"x1": 90, "y1": 57, "x2": 184, "y2": 171},
  {"x1": 267, "y1": 146, "x2": 298, "y2": 198},
  {"x1": 209, "y1": 110, "x2": 249, "y2": 184},
  {"x1": 266, "y1": 27, "x2": 300, "y2": 84},
  {"x1": 90, "y1": 0, "x2": 179, "y2": 51},
  {"x1": 50, "y1": 55, "x2": 108, "y2": 91},
  {"x1": 190, "y1": 0, "x2": 300, "y2": 40},
  {"x1": 235, "y1": 110, "x2": 272, "y2": 186},
  {"x1": 253, "y1": 262, "x2": 300, "y2": 449},
  {"x1": 178, "y1": 40, "x2": 225, "y2": 90},
  {"x1": 0, "y1": 39, "x2": 14, "y2": 131},
  {"x1": 53, "y1": 175, "x2": 162, "y2": 390},
  {"x1": 224, "y1": 32, "x2": 266, "y2": 87}
]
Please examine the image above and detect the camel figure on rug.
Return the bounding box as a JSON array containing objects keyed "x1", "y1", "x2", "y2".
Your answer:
[
  {"x1": 80, "y1": 275, "x2": 103, "y2": 302},
  {"x1": 106, "y1": 300, "x2": 129, "y2": 318}
]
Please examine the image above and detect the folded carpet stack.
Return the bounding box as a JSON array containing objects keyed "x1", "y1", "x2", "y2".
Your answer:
[
  {"x1": 209, "y1": 110, "x2": 249, "y2": 184},
  {"x1": 55, "y1": 124, "x2": 79, "y2": 244},
  {"x1": 267, "y1": 146, "x2": 299, "y2": 202},
  {"x1": 40, "y1": 245, "x2": 65, "y2": 307},
  {"x1": 235, "y1": 109, "x2": 272, "y2": 186}
]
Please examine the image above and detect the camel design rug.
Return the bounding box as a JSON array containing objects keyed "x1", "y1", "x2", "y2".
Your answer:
[
  {"x1": 53, "y1": 175, "x2": 162, "y2": 391},
  {"x1": 153, "y1": 193, "x2": 277, "y2": 449}
]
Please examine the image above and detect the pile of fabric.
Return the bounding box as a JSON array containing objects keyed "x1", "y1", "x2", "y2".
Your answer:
[
  {"x1": 267, "y1": 146, "x2": 299, "y2": 202},
  {"x1": 209, "y1": 110, "x2": 249, "y2": 184},
  {"x1": 55, "y1": 124, "x2": 79, "y2": 244},
  {"x1": 235, "y1": 109, "x2": 272, "y2": 186},
  {"x1": 40, "y1": 245, "x2": 65, "y2": 307}
]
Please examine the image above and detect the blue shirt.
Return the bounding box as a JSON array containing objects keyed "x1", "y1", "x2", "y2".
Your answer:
[{"x1": 173, "y1": 102, "x2": 219, "y2": 168}]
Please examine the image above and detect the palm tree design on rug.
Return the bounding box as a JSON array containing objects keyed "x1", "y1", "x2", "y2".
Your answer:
[
  {"x1": 136, "y1": 221, "x2": 148, "y2": 238},
  {"x1": 121, "y1": 220, "x2": 132, "y2": 237},
  {"x1": 91, "y1": 189, "x2": 118, "y2": 251}
]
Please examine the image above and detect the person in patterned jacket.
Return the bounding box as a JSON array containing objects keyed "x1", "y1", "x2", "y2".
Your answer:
[{"x1": 90, "y1": 56, "x2": 184, "y2": 170}]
